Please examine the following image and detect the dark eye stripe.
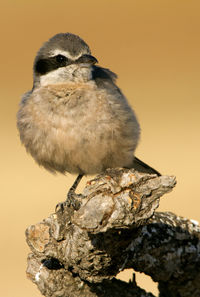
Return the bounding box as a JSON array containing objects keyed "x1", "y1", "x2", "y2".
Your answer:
[{"x1": 34, "y1": 55, "x2": 70, "y2": 75}]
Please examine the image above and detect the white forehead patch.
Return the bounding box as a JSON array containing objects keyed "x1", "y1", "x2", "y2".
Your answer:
[{"x1": 49, "y1": 49, "x2": 83, "y2": 60}]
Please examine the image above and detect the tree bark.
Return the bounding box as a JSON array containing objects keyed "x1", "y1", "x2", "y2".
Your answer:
[{"x1": 25, "y1": 168, "x2": 200, "y2": 296}]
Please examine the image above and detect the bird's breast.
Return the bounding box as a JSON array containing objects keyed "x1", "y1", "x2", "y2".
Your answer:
[
  {"x1": 17, "y1": 82, "x2": 139, "y2": 174},
  {"x1": 32, "y1": 82, "x2": 118, "y2": 133}
]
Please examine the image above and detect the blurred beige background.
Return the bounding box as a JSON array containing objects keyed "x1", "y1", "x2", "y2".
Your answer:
[{"x1": 1, "y1": 0, "x2": 200, "y2": 296}]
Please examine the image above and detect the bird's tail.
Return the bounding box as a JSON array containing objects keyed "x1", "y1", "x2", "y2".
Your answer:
[{"x1": 132, "y1": 156, "x2": 161, "y2": 176}]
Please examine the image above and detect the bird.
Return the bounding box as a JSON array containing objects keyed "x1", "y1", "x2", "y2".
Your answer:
[{"x1": 17, "y1": 33, "x2": 160, "y2": 207}]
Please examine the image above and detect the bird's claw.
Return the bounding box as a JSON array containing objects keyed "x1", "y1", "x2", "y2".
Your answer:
[
  {"x1": 55, "y1": 201, "x2": 67, "y2": 212},
  {"x1": 55, "y1": 193, "x2": 82, "y2": 212},
  {"x1": 67, "y1": 192, "x2": 82, "y2": 210}
]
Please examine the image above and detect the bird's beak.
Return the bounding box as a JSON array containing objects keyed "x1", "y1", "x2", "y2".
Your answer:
[{"x1": 75, "y1": 54, "x2": 98, "y2": 65}]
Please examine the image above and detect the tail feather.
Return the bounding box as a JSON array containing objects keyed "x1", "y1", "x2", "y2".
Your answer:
[{"x1": 132, "y1": 156, "x2": 161, "y2": 176}]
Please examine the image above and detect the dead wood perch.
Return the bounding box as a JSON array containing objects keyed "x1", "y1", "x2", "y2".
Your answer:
[{"x1": 25, "y1": 168, "x2": 200, "y2": 297}]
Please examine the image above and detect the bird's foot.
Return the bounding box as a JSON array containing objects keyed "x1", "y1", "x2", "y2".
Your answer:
[
  {"x1": 55, "y1": 193, "x2": 84, "y2": 212},
  {"x1": 55, "y1": 201, "x2": 68, "y2": 213}
]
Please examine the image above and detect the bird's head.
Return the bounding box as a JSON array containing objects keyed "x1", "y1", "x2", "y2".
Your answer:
[{"x1": 33, "y1": 33, "x2": 98, "y2": 87}]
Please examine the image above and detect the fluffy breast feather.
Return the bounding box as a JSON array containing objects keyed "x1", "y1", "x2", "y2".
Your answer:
[{"x1": 17, "y1": 82, "x2": 140, "y2": 174}]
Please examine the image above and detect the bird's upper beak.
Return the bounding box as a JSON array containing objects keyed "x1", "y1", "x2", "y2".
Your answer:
[{"x1": 75, "y1": 54, "x2": 98, "y2": 65}]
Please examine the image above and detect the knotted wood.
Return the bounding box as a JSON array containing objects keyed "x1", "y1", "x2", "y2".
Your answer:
[{"x1": 25, "y1": 168, "x2": 200, "y2": 296}]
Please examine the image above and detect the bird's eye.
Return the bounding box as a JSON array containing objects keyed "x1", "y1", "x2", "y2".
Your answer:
[{"x1": 55, "y1": 54, "x2": 67, "y2": 63}]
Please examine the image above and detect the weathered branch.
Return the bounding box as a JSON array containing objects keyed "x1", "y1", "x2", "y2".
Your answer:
[{"x1": 25, "y1": 168, "x2": 200, "y2": 296}]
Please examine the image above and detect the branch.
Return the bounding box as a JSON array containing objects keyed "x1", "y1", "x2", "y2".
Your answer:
[{"x1": 25, "y1": 168, "x2": 200, "y2": 296}]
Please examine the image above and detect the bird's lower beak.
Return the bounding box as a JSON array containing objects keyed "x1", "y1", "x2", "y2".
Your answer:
[{"x1": 75, "y1": 54, "x2": 98, "y2": 65}]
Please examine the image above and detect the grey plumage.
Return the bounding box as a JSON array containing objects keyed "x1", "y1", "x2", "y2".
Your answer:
[
  {"x1": 17, "y1": 33, "x2": 159, "y2": 182},
  {"x1": 36, "y1": 33, "x2": 91, "y2": 60}
]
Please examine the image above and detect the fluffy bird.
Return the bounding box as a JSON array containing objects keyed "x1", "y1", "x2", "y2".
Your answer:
[{"x1": 17, "y1": 33, "x2": 160, "y2": 204}]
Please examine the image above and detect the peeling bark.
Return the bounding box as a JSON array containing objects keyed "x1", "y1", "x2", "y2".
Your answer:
[{"x1": 25, "y1": 168, "x2": 200, "y2": 296}]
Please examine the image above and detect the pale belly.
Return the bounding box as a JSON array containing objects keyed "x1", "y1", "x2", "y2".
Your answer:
[{"x1": 17, "y1": 83, "x2": 140, "y2": 174}]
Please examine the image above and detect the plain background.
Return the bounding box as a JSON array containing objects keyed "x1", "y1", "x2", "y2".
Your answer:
[{"x1": 1, "y1": 0, "x2": 200, "y2": 296}]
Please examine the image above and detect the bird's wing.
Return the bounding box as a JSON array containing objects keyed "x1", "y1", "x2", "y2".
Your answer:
[
  {"x1": 92, "y1": 66, "x2": 121, "y2": 92},
  {"x1": 92, "y1": 66, "x2": 160, "y2": 176}
]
